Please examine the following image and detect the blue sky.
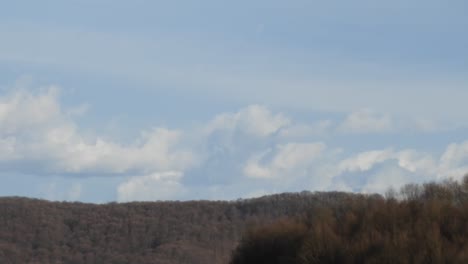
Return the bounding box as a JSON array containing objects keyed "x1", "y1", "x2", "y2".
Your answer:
[{"x1": 0, "y1": 1, "x2": 467, "y2": 202}]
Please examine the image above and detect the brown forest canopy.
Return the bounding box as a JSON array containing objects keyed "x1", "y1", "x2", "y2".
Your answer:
[
  {"x1": 231, "y1": 176, "x2": 468, "y2": 264},
  {"x1": 1, "y1": 176, "x2": 468, "y2": 264},
  {"x1": 0, "y1": 189, "x2": 361, "y2": 264}
]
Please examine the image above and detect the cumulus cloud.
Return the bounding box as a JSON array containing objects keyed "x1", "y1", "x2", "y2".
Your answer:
[
  {"x1": 396, "y1": 150, "x2": 437, "y2": 175},
  {"x1": 339, "y1": 149, "x2": 394, "y2": 172},
  {"x1": 278, "y1": 120, "x2": 332, "y2": 138},
  {"x1": 0, "y1": 88, "x2": 195, "y2": 176},
  {"x1": 50, "y1": 127, "x2": 194, "y2": 174},
  {"x1": 339, "y1": 109, "x2": 393, "y2": 133},
  {"x1": 338, "y1": 148, "x2": 436, "y2": 176},
  {"x1": 2, "y1": 86, "x2": 468, "y2": 201},
  {"x1": 243, "y1": 142, "x2": 325, "y2": 179},
  {"x1": 194, "y1": 105, "x2": 297, "y2": 183},
  {"x1": 205, "y1": 105, "x2": 290, "y2": 137},
  {"x1": 360, "y1": 165, "x2": 415, "y2": 194},
  {"x1": 0, "y1": 87, "x2": 62, "y2": 135},
  {"x1": 438, "y1": 141, "x2": 468, "y2": 180},
  {"x1": 117, "y1": 171, "x2": 186, "y2": 201},
  {"x1": 333, "y1": 145, "x2": 468, "y2": 193},
  {"x1": 241, "y1": 144, "x2": 444, "y2": 194}
]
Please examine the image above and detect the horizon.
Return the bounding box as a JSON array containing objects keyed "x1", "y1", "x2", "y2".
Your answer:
[{"x1": 1, "y1": 1, "x2": 468, "y2": 203}]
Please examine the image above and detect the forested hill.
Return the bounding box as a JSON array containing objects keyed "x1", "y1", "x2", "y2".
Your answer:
[
  {"x1": 3, "y1": 177, "x2": 467, "y2": 264},
  {"x1": 0, "y1": 191, "x2": 367, "y2": 264},
  {"x1": 231, "y1": 177, "x2": 468, "y2": 264}
]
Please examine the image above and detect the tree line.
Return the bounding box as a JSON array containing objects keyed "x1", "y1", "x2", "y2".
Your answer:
[
  {"x1": 230, "y1": 176, "x2": 468, "y2": 264},
  {"x1": 1, "y1": 176, "x2": 467, "y2": 263},
  {"x1": 0, "y1": 189, "x2": 359, "y2": 263}
]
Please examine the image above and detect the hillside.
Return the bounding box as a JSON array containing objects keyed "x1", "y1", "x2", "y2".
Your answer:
[
  {"x1": 0, "y1": 191, "x2": 366, "y2": 264},
  {"x1": 2, "y1": 177, "x2": 467, "y2": 264},
  {"x1": 231, "y1": 177, "x2": 468, "y2": 264}
]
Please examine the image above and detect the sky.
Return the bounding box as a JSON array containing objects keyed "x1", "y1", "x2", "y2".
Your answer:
[{"x1": 0, "y1": 0, "x2": 467, "y2": 202}]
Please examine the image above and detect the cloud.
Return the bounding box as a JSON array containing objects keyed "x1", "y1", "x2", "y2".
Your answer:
[
  {"x1": 50, "y1": 127, "x2": 194, "y2": 174},
  {"x1": 2, "y1": 8, "x2": 468, "y2": 127},
  {"x1": 339, "y1": 109, "x2": 393, "y2": 133},
  {"x1": 205, "y1": 105, "x2": 290, "y2": 137},
  {"x1": 0, "y1": 87, "x2": 62, "y2": 135},
  {"x1": 117, "y1": 171, "x2": 186, "y2": 201},
  {"x1": 339, "y1": 149, "x2": 394, "y2": 172},
  {"x1": 241, "y1": 145, "x2": 436, "y2": 194},
  {"x1": 396, "y1": 150, "x2": 437, "y2": 174},
  {"x1": 360, "y1": 165, "x2": 415, "y2": 194},
  {"x1": 333, "y1": 145, "x2": 468, "y2": 193},
  {"x1": 439, "y1": 141, "x2": 468, "y2": 180},
  {"x1": 338, "y1": 148, "x2": 437, "y2": 177},
  {"x1": 67, "y1": 103, "x2": 90, "y2": 117},
  {"x1": 2, "y1": 85, "x2": 468, "y2": 201},
  {"x1": 0, "y1": 88, "x2": 195, "y2": 176},
  {"x1": 278, "y1": 120, "x2": 332, "y2": 138},
  {"x1": 243, "y1": 142, "x2": 325, "y2": 179}
]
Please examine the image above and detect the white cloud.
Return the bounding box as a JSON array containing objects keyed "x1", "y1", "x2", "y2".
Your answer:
[
  {"x1": 0, "y1": 88, "x2": 195, "y2": 175},
  {"x1": 396, "y1": 150, "x2": 437, "y2": 174},
  {"x1": 339, "y1": 109, "x2": 393, "y2": 133},
  {"x1": 243, "y1": 150, "x2": 272, "y2": 179},
  {"x1": 339, "y1": 149, "x2": 394, "y2": 172},
  {"x1": 338, "y1": 149, "x2": 437, "y2": 177},
  {"x1": 244, "y1": 142, "x2": 325, "y2": 179},
  {"x1": 0, "y1": 87, "x2": 62, "y2": 135},
  {"x1": 440, "y1": 141, "x2": 468, "y2": 170},
  {"x1": 67, "y1": 103, "x2": 90, "y2": 117},
  {"x1": 2, "y1": 85, "x2": 468, "y2": 201},
  {"x1": 278, "y1": 120, "x2": 332, "y2": 138},
  {"x1": 50, "y1": 127, "x2": 194, "y2": 174},
  {"x1": 206, "y1": 105, "x2": 290, "y2": 137},
  {"x1": 334, "y1": 145, "x2": 468, "y2": 193},
  {"x1": 117, "y1": 171, "x2": 186, "y2": 201},
  {"x1": 360, "y1": 165, "x2": 414, "y2": 194},
  {"x1": 439, "y1": 141, "x2": 468, "y2": 180}
]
